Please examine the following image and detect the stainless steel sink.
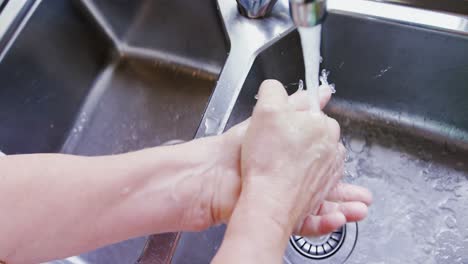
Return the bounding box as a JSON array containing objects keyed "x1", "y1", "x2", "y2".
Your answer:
[
  {"x1": 172, "y1": 6, "x2": 468, "y2": 264},
  {"x1": 1, "y1": 0, "x2": 468, "y2": 263},
  {"x1": 0, "y1": 0, "x2": 227, "y2": 263}
]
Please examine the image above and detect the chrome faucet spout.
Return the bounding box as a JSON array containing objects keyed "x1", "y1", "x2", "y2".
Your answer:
[
  {"x1": 236, "y1": 0, "x2": 327, "y2": 27},
  {"x1": 290, "y1": 0, "x2": 327, "y2": 27},
  {"x1": 236, "y1": 0, "x2": 278, "y2": 18}
]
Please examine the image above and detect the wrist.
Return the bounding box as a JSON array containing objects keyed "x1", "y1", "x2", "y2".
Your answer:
[
  {"x1": 102, "y1": 137, "x2": 225, "y2": 234},
  {"x1": 218, "y1": 191, "x2": 293, "y2": 263},
  {"x1": 161, "y1": 135, "x2": 238, "y2": 231},
  {"x1": 238, "y1": 186, "x2": 297, "y2": 234}
]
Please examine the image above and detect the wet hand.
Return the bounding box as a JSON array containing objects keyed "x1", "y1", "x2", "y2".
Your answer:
[{"x1": 199, "y1": 80, "x2": 371, "y2": 236}]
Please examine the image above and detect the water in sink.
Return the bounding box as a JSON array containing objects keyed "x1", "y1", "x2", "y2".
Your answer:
[
  {"x1": 340, "y1": 121, "x2": 468, "y2": 264},
  {"x1": 298, "y1": 21, "x2": 468, "y2": 264}
]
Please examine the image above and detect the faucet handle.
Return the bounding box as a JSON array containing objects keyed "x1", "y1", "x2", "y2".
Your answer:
[
  {"x1": 290, "y1": 0, "x2": 327, "y2": 27},
  {"x1": 236, "y1": 0, "x2": 278, "y2": 18}
]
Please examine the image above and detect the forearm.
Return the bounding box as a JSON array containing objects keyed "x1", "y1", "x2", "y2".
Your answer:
[
  {"x1": 212, "y1": 189, "x2": 294, "y2": 264},
  {"x1": 0, "y1": 137, "x2": 220, "y2": 264}
]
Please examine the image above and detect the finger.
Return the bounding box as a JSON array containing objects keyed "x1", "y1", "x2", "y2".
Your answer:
[
  {"x1": 326, "y1": 117, "x2": 341, "y2": 143},
  {"x1": 331, "y1": 144, "x2": 346, "y2": 183},
  {"x1": 288, "y1": 91, "x2": 310, "y2": 111},
  {"x1": 317, "y1": 201, "x2": 369, "y2": 222},
  {"x1": 230, "y1": 118, "x2": 250, "y2": 139},
  {"x1": 326, "y1": 183, "x2": 373, "y2": 206},
  {"x1": 338, "y1": 143, "x2": 346, "y2": 158},
  {"x1": 255, "y1": 80, "x2": 289, "y2": 113},
  {"x1": 297, "y1": 212, "x2": 346, "y2": 236},
  {"x1": 319, "y1": 85, "x2": 332, "y2": 109},
  {"x1": 288, "y1": 86, "x2": 333, "y2": 112}
]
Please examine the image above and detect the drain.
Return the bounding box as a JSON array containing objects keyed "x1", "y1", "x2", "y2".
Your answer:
[
  {"x1": 284, "y1": 223, "x2": 358, "y2": 264},
  {"x1": 290, "y1": 226, "x2": 345, "y2": 259}
]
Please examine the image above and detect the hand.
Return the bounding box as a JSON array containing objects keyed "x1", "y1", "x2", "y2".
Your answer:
[
  {"x1": 237, "y1": 80, "x2": 345, "y2": 234},
  {"x1": 199, "y1": 80, "x2": 371, "y2": 236}
]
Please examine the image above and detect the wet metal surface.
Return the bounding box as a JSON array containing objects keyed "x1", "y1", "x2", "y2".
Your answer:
[
  {"x1": 0, "y1": 0, "x2": 111, "y2": 154},
  {"x1": 62, "y1": 59, "x2": 216, "y2": 155},
  {"x1": 0, "y1": 0, "x2": 227, "y2": 263},
  {"x1": 336, "y1": 115, "x2": 468, "y2": 264},
  {"x1": 1, "y1": 0, "x2": 468, "y2": 263},
  {"x1": 174, "y1": 10, "x2": 468, "y2": 264},
  {"x1": 195, "y1": 0, "x2": 294, "y2": 138}
]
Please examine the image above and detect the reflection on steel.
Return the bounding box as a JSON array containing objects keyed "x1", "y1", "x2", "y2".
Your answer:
[{"x1": 195, "y1": 0, "x2": 294, "y2": 138}]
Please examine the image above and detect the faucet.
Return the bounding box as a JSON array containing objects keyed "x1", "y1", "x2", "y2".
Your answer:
[{"x1": 236, "y1": 0, "x2": 327, "y2": 27}]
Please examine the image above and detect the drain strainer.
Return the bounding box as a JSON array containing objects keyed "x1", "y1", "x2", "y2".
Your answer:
[
  {"x1": 290, "y1": 226, "x2": 346, "y2": 259},
  {"x1": 284, "y1": 223, "x2": 358, "y2": 264}
]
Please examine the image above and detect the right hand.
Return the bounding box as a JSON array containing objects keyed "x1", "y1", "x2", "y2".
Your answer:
[{"x1": 239, "y1": 80, "x2": 352, "y2": 234}]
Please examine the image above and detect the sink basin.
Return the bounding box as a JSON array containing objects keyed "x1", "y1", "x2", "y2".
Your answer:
[
  {"x1": 0, "y1": 0, "x2": 227, "y2": 263},
  {"x1": 2, "y1": 0, "x2": 468, "y2": 263},
  {"x1": 172, "y1": 10, "x2": 468, "y2": 264}
]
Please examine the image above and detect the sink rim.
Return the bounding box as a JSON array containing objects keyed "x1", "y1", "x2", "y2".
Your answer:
[{"x1": 327, "y1": 0, "x2": 468, "y2": 36}]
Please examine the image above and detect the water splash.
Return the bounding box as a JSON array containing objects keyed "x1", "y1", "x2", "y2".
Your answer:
[
  {"x1": 319, "y1": 69, "x2": 336, "y2": 94},
  {"x1": 297, "y1": 79, "x2": 304, "y2": 91}
]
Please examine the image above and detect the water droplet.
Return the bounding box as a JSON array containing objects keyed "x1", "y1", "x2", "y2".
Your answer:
[
  {"x1": 344, "y1": 154, "x2": 353, "y2": 163},
  {"x1": 204, "y1": 116, "x2": 220, "y2": 136},
  {"x1": 321, "y1": 69, "x2": 330, "y2": 77},
  {"x1": 445, "y1": 215, "x2": 457, "y2": 229},
  {"x1": 318, "y1": 69, "x2": 336, "y2": 94},
  {"x1": 298, "y1": 79, "x2": 304, "y2": 91},
  {"x1": 329, "y1": 83, "x2": 336, "y2": 94}
]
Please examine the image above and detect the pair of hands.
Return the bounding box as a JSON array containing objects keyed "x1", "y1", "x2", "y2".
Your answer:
[
  {"x1": 0, "y1": 79, "x2": 371, "y2": 264},
  {"x1": 189, "y1": 80, "x2": 371, "y2": 237}
]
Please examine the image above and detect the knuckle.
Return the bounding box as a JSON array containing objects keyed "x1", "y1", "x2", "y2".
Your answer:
[
  {"x1": 258, "y1": 104, "x2": 281, "y2": 114},
  {"x1": 260, "y1": 79, "x2": 283, "y2": 90},
  {"x1": 256, "y1": 102, "x2": 282, "y2": 116},
  {"x1": 309, "y1": 113, "x2": 328, "y2": 137}
]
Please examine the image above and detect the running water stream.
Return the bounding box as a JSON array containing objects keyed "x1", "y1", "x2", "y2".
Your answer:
[{"x1": 298, "y1": 25, "x2": 322, "y2": 112}]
